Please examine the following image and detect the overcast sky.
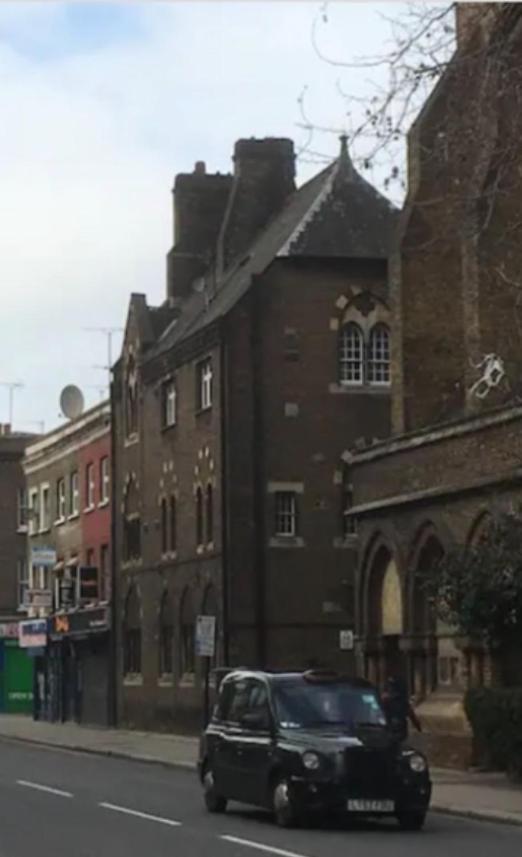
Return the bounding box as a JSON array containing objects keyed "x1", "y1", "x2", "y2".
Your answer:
[{"x1": 0, "y1": 0, "x2": 408, "y2": 433}]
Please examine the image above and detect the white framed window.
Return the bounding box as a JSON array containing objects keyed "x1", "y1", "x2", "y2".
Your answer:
[
  {"x1": 85, "y1": 462, "x2": 95, "y2": 509},
  {"x1": 197, "y1": 358, "x2": 213, "y2": 411},
  {"x1": 70, "y1": 471, "x2": 79, "y2": 517},
  {"x1": 17, "y1": 488, "x2": 28, "y2": 531},
  {"x1": 100, "y1": 457, "x2": 110, "y2": 504},
  {"x1": 40, "y1": 484, "x2": 50, "y2": 531},
  {"x1": 28, "y1": 488, "x2": 40, "y2": 535},
  {"x1": 339, "y1": 323, "x2": 364, "y2": 385},
  {"x1": 161, "y1": 379, "x2": 177, "y2": 427},
  {"x1": 17, "y1": 558, "x2": 29, "y2": 610},
  {"x1": 275, "y1": 491, "x2": 297, "y2": 537},
  {"x1": 56, "y1": 478, "x2": 66, "y2": 522},
  {"x1": 368, "y1": 324, "x2": 391, "y2": 385}
]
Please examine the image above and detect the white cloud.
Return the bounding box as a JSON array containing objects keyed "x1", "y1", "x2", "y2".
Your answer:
[{"x1": 0, "y1": 1, "x2": 404, "y2": 431}]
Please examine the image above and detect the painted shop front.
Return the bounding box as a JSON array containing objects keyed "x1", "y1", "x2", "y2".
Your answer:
[
  {"x1": 44, "y1": 606, "x2": 112, "y2": 726},
  {"x1": 0, "y1": 622, "x2": 34, "y2": 714}
]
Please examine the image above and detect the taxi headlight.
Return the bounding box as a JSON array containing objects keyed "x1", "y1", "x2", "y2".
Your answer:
[
  {"x1": 302, "y1": 751, "x2": 321, "y2": 771},
  {"x1": 408, "y1": 753, "x2": 427, "y2": 773}
]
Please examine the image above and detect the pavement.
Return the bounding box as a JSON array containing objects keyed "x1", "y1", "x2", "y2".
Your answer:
[
  {"x1": 1, "y1": 737, "x2": 522, "y2": 857},
  {"x1": 0, "y1": 715, "x2": 521, "y2": 830}
]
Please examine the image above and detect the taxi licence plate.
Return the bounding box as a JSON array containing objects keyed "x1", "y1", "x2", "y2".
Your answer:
[{"x1": 347, "y1": 799, "x2": 394, "y2": 813}]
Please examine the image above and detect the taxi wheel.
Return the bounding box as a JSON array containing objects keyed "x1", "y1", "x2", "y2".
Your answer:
[
  {"x1": 203, "y1": 767, "x2": 227, "y2": 814},
  {"x1": 272, "y1": 776, "x2": 301, "y2": 828},
  {"x1": 396, "y1": 811, "x2": 426, "y2": 831}
]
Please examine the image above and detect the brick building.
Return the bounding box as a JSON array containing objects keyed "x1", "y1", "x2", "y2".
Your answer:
[
  {"x1": 0, "y1": 424, "x2": 37, "y2": 713},
  {"x1": 347, "y1": 4, "x2": 522, "y2": 765},
  {"x1": 113, "y1": 136, "x2": 396, "y2": 731},
  {"x1": 23, "y1": 401, "x2": 113, "y2": 725}
]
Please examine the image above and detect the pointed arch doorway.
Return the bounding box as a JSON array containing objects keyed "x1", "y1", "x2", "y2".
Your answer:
[{"x1": 366, "y1": 545, "x2": 406, "y2": 688}]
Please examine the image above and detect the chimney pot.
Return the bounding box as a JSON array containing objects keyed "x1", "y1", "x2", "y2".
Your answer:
[{"x1": 194, "y1": 161, "x2": 206, "y2": 175}]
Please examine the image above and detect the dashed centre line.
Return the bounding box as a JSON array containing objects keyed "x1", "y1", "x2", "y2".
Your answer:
[
  {"x1": 220, "y1": 834, "x2": 313, "y2": 857},
  {"x1": 17, "y1": 779, "x2": 73, "y2": 799},
  {"x1": 99, "y1": 801, "x2": 182, "y2": 827}
]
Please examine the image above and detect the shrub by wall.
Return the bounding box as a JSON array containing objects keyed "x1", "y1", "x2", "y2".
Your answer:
[{"x1": 465, "y1": 687, "x2": 522, "y2": 780}]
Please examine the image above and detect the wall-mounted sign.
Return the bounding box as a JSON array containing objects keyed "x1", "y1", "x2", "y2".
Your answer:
[
  {"x1": 0, "y1": 622, "x2": 19, "y2": 639},
  {"x1": 31, "y1": 547, "x2": 57, "y2": 568},
  {"x1": 339, "y1": 629, "x2": 355, "y2": 651},
  {"x1": 26, "y1": 589, "x2": 53, "y2": 609},
  {"x1": 19, "y1": 619, "x2": 48, "y2": 649},
  {"x1": 50, "y1": 606, "x2": 110, "y2": 639},
  {"x1": 195, "y1": 615, "x2": 216, "y2": 658}
]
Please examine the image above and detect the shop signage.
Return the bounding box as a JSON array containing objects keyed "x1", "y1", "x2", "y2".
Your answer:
[
  {"x1": 50, "y1": 606, "x2": 110, "y2": 639},
  {"x1": 195, "y1": 615, "x2": 216, "y2": 658},
  {"x1": 31, "y1": 547, "x2": 57, "y2": 568},
  {"x1": 26, "y1": 589, "x2": 53, "y2": 609},
  {"x1": 0, "y1": 622, "x2": 19, "y2": 639},
  {"x1": 19, "y1": 619, "x2": 48, "y2": 649}
]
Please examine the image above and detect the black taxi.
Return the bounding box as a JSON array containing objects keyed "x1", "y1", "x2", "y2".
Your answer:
[{"x1": 198, "y1": 669, "x2": 431, "y2": 829}]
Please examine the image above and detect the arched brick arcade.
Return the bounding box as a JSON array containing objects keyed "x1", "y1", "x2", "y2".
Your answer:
[{"x1": 359, "y1": 524, "x2": 453, "y2": 699}]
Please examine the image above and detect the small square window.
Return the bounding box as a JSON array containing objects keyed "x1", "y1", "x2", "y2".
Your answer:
[{"x1": 275, "y1": 492, "x2": 297, "y2": 537}]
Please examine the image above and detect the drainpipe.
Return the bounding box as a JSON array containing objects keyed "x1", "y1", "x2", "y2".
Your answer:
[
  {"x1": 251, "y1": 279, "x2": 267, "y2": 668},
  {"x1": 219, "y1": 331, "x2": 230, "y2": 666},
  {"x1": 108, "y1": 379, "x2": 118, "y2": 727}
]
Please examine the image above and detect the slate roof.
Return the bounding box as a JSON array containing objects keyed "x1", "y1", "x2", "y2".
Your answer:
[{"x1": 146, "y1": 140, "x2": 396, "y2": 363}]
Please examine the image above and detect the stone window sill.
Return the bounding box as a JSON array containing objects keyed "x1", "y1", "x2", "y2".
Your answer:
[
  {"x1": 158, "y1": 675, "x2": 174, "y2": 688},
  {"x1": 269, "y1": 536, "x2": 305, "y2": 549},
  {"x1": 123, "y1": 674, "x2": 143, "y2": 687},
  {"x1": 329, "y1": 383, "x2": 390, "y2": 395},
  {"x1": 121, "y1": 559, "x2": 143, "y2": 571},
  {"x1": 124, "y1": 435, "x2": 139, "y2": 448},
  {"x1": 179, "y1": 673, "x2": 195, "y2": 688},
  {"x1": 98, "y1": 499, "x2": 110, "y2": 509},
  {"x1": 333, "y1": 535, "x2": 358, "y2": 548}
]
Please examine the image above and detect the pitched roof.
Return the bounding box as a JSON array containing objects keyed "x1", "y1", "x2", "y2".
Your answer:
[
  {"x1": 279, "y1": 138, "x2": 396, "y2": 259},
  {"x1": 147, "y1": 141, "x2": 396, "y2": 362}
]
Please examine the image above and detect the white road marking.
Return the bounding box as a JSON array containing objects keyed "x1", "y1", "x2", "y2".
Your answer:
[
  {"x1": 220, "y1": 835, "x2": 312, "y2": 857},
  {"x1": 99, "y1": 802, "x2": 182, "y2": 827},
  {"x1": 17, "y1": 779, "x2": 73, "y2": 799}
]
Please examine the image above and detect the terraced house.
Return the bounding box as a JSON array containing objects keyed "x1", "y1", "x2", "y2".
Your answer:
[{"x1": 112, "y1": 135, "x2": 396, "y2": 731}]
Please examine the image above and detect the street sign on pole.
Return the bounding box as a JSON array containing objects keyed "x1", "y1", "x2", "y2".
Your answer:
[{"x1": 195, "y1": 614, "x2": 216, "y2": 658}]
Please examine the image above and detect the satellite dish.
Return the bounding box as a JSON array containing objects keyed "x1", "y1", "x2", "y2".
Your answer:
[{"x1": 60, "y1": 385, "x2": 85, "y2": 420}]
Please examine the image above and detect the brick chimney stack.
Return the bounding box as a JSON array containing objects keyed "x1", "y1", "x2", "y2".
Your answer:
[
  {"x1": 0, "y1": 423, "x2": 11, "y2": 436},
  {"x1": 167, "y1": 163, "x2": 232, "y2": 303},
  {"x1": 217, "y1": 137, "x2": 296, "y2": 273}
]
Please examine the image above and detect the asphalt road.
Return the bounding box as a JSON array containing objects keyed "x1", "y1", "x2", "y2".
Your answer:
[{"x1": 0, "y1": 738, "x2": 521, "y2": 857}]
